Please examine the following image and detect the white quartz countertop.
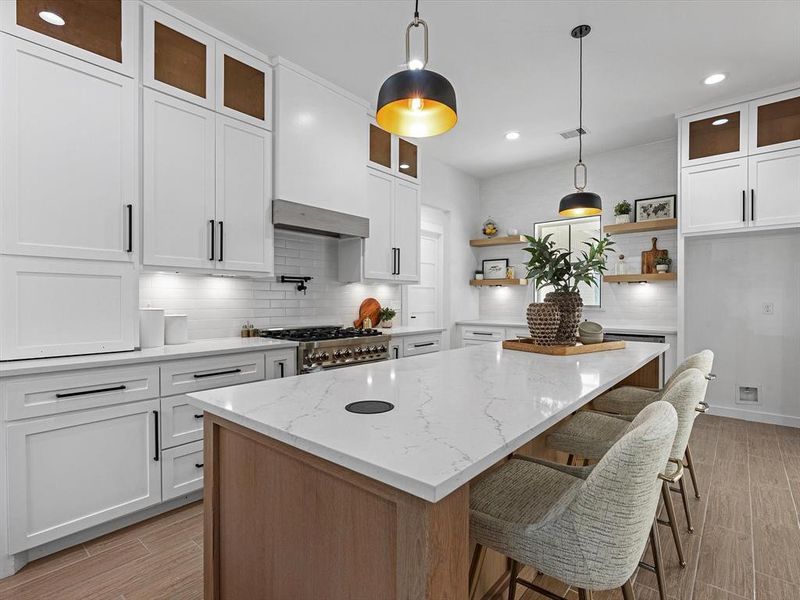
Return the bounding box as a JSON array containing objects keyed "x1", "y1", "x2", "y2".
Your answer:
[
  {"x1": 456, "y1": 320, "x2": 677, "y2": 336},
  {"x1": 0, "y1": 337, "x2": 298, "y2": 378},
  {"x1": 188, "y1": 341, "x2": 668, "y2": 502},
  {"x1": 385, "y1": 326, "x2": 446, "y2": 337}
]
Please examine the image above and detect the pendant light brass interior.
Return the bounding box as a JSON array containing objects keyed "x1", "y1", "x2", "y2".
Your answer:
[
  {"x1": 376, "y1": 1, "x2": 457, "y2": 138},
  {"x1": 559, "y1": 25, "x2": 602, "y2": 217}
]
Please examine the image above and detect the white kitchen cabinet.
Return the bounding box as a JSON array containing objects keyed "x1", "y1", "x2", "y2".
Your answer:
[
  {"x1": 680, "y1": 158, "x2": 749, "y2": 234},
  {"x1": 143, "y1": 89, "x2": 217, "y2": 270},
  {"x1": 680, "y1": 103, "x2": 748, "y2": 168},
  {"x1": 368, "y1": 122, "x2": 421, "y2": 183},
  {"x1": 161, "y1": 440, "x2": 204, "y2": 501},
  {"x1": 748, "y1": 89, "x2": 800, "y2": 155},
  {"x1": 402, "y1": 333, "x2": 442, "y2": 356},
  {"x1": 160, "y1": 395, "x2": 204, "y2": 449},
  {"x1": 362, "y1": 169, "x2": 420, "y2": 283},
  {"x1": 274, "y1": 61, "x2": 367, "y2": 217},
  {"x1": 748, "y1": 148, "x2": 800, "y2": 228},
  {"x1": 160, "y1": 353, "x2": 265, "y2": 398},
  {"x1": 0, "y1": 256, "x2": 137, "y2": 360},
  {"x1": 0, "y1": 36, "x2": 136, "y2": 262},
  {"x1": 216, "y1": 116, "x2": 274, "y2": 273},
  {"x1": 216, "y1": 42, "x2": 272, "y2": 130},
  {"x1": 0, "y1": 1, "x2": 138, "y2": 77},
  {"x1": 389, "y1": 340, "x2": 403, "y2": 360},
  {"x1": 6, "y1": 399, "x2": 161, "y2": 552},
  {"x1": 265, "y1": 349, "x2": 297, "y2": 379},
  {"x1": 142, "y1": 6, "x2": 215, "y2": 109}
]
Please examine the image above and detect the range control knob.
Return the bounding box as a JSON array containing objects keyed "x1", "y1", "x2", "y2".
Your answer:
[
  {"x1": 369, "y1": 345, "x2": 377, "y2": 353},
  {"x1": 343, "y1": 348, "x2": 353, "y2": 358},
  {"x1": 377, "y1": 344, "x2": 386, "y2": 352}
]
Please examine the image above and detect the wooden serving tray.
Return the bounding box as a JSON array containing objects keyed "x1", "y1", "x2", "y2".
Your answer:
[{"x1": 502, "y1": 339, "x2": 626, "y2": 355}]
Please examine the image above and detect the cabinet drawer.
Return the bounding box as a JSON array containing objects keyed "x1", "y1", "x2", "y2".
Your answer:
[
  {"x1": 160, "y1": 395, "x2": 204, "y2": 449},
  {"x1": 3, "y1": 365, "x2": 159, "y2": 421},
  {"x1": 462, "y1": 327, "x2": 504, "y2": 342},
  {"x1": 160, "y1": 353, "x2": 265, "y2": 397},
  {"x1": 162, "y1": 440, "x2": 204, "y2": 501},
  {"x1": 403, "y1": 334, "x2": 442, "y2": 357}
]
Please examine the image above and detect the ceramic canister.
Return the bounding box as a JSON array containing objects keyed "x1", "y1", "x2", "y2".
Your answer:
[
  {"x1": 164, "y1": 314, "x2": 189, "y2": 345},
  {"x1": 139, "y1": 308, "x2": 165, "y2": 349}
]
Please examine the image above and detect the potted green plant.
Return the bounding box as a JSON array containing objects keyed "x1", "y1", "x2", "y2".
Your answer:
[
  {"x1": 523, "y1": 234, "x2": 615, "y2": 345},
  {"x1": 474, "y1": 269, "x2": 484, "y2": 281},
  {"x1": 378, "y1": 306, "x2": 397, "y2": 328},
  {"x1": 655, "y1": 255, "x2": 672, "y2": 273},
  {"x1": 614, "y1": 200, "x2": 632, "y2": 224}
]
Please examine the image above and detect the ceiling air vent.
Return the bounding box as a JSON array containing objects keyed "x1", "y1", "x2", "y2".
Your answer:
[{"x1": 559, "y1": 127, "x2": 589, "y2": 140}]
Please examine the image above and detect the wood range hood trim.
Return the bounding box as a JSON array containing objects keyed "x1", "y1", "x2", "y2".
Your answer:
[{"x1": 272, "y1": 199, "x2": 370, "y2": 239}]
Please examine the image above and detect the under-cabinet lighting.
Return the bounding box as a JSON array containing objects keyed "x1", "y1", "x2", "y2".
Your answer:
[
  {"x1": 505, "y1": 131, "x2": 520, "y2": 141},
  {"x1": 712, "y1": 118, "x2": 729, "y2": 126},
  {"x1": 38, "y1": 11, "x2": 65, "y2": 26},
  {"x1": 703, "y1": 73, "x2": 726, "y2": 85}
]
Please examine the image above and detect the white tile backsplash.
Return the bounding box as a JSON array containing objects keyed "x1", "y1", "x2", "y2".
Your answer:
[{"x1": 140, "y1": 231, "x2": 401, "y2": 339}]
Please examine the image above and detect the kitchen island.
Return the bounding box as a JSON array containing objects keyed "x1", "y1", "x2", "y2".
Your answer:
[{"x1": 188, "y1": 341, "x2": 668, "y2": 599}]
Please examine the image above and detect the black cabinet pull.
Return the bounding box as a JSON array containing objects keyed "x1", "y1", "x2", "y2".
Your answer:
[
  {"x1": 391, "y1": 248, "x2": 397, "y2": 275},
  {"x1": 194, "y1": 413, "x2": 204, "y2": 419},
  {"x1": 397, "y1": 248, "x2": 400, "y2": 275},
  {"x1": 278, "y1": 362, "x2": 285, "y2": 378},
  {"x1": 193, "y1": 368, "x2": 242, "y2": 379},
  {"x1": 209, "y1": 219, "x2": 216, "y2": 261},
  {"x1": 393, "y1": 347, "x2": 399, "y2": 359},
  {"x1": 56, "y1": 384, "x2": 126, "y2": 399},
  {"x1": 218, "y1": 221, "x2": 224, "y2": 262},
  {"x1": 153, "y1": 410, "x2": 160, "y2": 462},
  {"x1": 473, "y1": 332, "x2": 494, "y2": 336},
  {"x1": 195, "y1": 463, "x2": 204, "y2": 469},
  {"x1": 126, "y1": 204, "x2": 133, "y2": 253},
  {"x1": 750, "y1": 189, "x2": 755, "y2": 221},
  {"x1": 414, "y1": 342, "x2": 435, "y2": 348},
  {"x1": 742, "y1": 190, "x2": 746, "y2": 222}
]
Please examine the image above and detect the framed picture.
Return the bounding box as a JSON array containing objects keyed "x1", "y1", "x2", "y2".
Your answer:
[
  {"x1": 482, "y1": 258, "x2": 509, "y2": 280},
  {"x1": 634, "y1": 195, "x2": 676, "y2": 222}
]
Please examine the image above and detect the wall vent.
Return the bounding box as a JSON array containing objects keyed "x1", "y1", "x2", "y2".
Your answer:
[
  {"x1": 559, "y1": 127, "x2": 588, "y2": 140},
  {"x1": 735, "y1": 384, "x2": 760, "y2": 405}
]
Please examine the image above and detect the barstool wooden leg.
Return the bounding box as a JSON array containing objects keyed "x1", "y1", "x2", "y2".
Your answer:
[
  {"x1": 578, "y1": 589, "x2": 593, "y2": 600},
  {"x1": 678, "y1": 477, "x2": 694, "y2": 532},
  {"x1": 661, "y1": 481, "x2": 686, "y2": 567},
  {"x1": 621, "y1": 579, "x2": 636, "y2": 600},
  {"x1": 508, "y1": 559, "x2": 520, "y2": 600},
  {"x1": 684, "y1": 445, "x2": 701, "y2": 499},
  {"x1": 468, "y1": 543, "x2": 486, "y2": 600},
  {"x1": 650, "y1": 518, "x2": 667, "y2": 600}
]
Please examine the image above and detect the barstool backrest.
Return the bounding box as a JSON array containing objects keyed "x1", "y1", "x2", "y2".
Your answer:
[
  {"x1": 659, "y1": 368, "x2": 708, "y2": 460},
  {"x1": 566, "y1": 401, "x2": 677, "y2": 588},
  {"x1": 665, "y1": 349, "x2": 714, "y2": 389}
]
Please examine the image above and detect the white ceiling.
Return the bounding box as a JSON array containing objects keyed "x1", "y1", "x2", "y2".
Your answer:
[{"x1": 166, "y1": 1, "x2": 800, "y2": 178}]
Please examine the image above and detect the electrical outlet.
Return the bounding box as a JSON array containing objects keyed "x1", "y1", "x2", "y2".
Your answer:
[{"x1": 762, "y1": 302, "x2": 774, "y2": 315}]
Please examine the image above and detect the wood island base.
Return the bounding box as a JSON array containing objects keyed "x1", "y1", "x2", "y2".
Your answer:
[{"x1": 203, "y1": 414, "x2": 469, "y2": 599}]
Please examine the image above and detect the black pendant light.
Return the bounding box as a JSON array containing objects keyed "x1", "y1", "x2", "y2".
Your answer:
[
  {"x1": 376, "y1": 0, "x2": 457, "y2": 138},
  {"x1": 559, "y1": 25, "x2": 602, "y2": 217}
]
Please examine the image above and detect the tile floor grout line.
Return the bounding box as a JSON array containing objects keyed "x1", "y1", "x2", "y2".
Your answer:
[
  {"x1": 746, "y1": 427, "x2": 757, "y2": 600},
  {"x1": 777, "y1": 432, "x2": 800, "y2": 531}
]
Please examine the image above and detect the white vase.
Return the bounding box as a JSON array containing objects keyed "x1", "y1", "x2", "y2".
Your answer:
[
  {"x1": 615, "y1": 214, "x2": 631, "y2": 224},
  {"x1": 381, "y1": 320, "x2": 393, "y2": 328},
  {"x1": 656, "y1": 264, "x2": 669, "y2": 273}
]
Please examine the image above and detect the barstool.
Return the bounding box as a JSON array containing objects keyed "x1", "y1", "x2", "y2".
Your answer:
[{"x1": 469, "y1": 401, "x2": 678, "y2": 600}]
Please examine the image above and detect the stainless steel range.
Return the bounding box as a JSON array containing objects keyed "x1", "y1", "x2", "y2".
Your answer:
[{"x1": 259, "y1": 326, "x2": 391, "y2": 374}]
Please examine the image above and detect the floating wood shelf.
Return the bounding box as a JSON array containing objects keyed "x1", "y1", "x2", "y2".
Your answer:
[
  {"x1": 469, "y1": 235, "x2": 527, "y2": 247},
  {"x1": 603, "y1": 218, "x2": 677, "y2": 235},
  {"x1": 470, "y1": 278, "x2": 529, "y2": 286},
  {"x1": 605, "y1": 273, "x2": 677, "y2": 283}
]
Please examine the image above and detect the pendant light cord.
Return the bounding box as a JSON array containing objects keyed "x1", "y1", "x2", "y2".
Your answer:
[
  {"x1": 414, "y1": 0, "x2": 420, "y2": 23},
  {"x1": 578, "y1": 33, "x2": 583, "y2": 165}
]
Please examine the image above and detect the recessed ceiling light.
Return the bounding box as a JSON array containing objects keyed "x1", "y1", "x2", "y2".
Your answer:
[
  {"x1": 38, "y1": 11, "x2": 65, "y2": 26},
  {"x1": 505, "y1": 131, "x2": 520, "y2": 141},
  {"x1": 407, "y1": 59, "x2": 424, "y2": 71},
  {"x1": 399, "y1": 163, "x2": 410, "y2": 169},
  {"x1": 703, "y1": 73, "x2": 726, "y2": 85},
  {"x1": 712, "y1": 118, "x2": 729, "y2": 126}
]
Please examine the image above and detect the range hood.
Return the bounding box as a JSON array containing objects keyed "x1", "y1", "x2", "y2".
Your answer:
[{"x1": 273, "y1": 200, "x2": 369, "y2": 239}]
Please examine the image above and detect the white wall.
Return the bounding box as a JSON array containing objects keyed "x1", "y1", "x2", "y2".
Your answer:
[
  {"x1": 684, "y1": 229, "x2": 800, "y2": 426},
  {"x1": 420, "y1": 157, "x2": 482, "y2": 347},
  {"x1": 140, "y1": 230, "x2": 400, "y2": 339},
  {"x1": 477, "y1": 138, "x2": 678, "y2": 328}
]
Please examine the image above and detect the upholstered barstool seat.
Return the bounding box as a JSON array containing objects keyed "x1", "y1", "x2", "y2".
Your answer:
[
  {"x1": 545, "y1": 411, "x2": 629, "y2": 459},
  {"x1": 592, "y1": 386, "x2": 656, "y2": 415}
]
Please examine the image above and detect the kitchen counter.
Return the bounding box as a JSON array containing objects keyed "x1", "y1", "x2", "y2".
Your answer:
[
  {"x1": 189, "y1": 341, "x2": 667, "y2": 502},
  {"x1": 456, "y1": 319, "x2": 677, "y2": 336},
  {"x1": 382, "y1": 325, "x2": 445, "y2": 336},
  {"x1": 0, "y1": 337, "x2": 298, "y2": 378}
]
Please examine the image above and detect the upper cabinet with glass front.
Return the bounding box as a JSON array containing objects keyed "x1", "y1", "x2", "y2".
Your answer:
[
  {"x1": 0, "y1": 0, "x2": 137, "y2": 76},
  {"x1": 749, "y1": 90, "x2": 800, "y2": 155},
  {"x1": 216, "y1": 43, "x2": 272, "y2": 130},
  {"x1": 368, "y1": 122, "x2": 420, "y2": 182}
]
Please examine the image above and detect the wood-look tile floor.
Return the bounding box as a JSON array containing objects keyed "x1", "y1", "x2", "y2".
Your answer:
[{"x1": 0, "y1": 415, "x2": 797, "y2": 600}]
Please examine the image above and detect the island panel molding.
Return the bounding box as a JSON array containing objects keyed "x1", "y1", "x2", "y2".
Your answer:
[{"x1": 203, "y1": 414, "x2": 468, "y2": 600}]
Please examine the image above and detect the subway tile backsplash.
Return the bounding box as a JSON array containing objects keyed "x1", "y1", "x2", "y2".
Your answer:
[{"x1": 140, "y1": 231, "x2": 401, "y2": 340}]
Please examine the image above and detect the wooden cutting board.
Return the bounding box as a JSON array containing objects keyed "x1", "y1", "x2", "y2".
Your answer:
[
  {"x1": 641, "y1": 237, "x2": 668, "y2": 274},
  {"x1": 502, "y1": 339, "x2": 625, "y2": 355},
  {"x1": 353, "y1": 297, "x2": 381, "y2": 328}
]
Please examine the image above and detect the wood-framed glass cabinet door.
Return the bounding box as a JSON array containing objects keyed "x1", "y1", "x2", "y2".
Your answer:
[{"x1": 0, "y1": 0, "x2": 137, "y2": 76}]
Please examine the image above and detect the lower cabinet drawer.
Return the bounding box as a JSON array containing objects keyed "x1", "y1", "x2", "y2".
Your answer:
[
  {"x1": 403, "y1": 334, "x2": 442, "y2": 356},
  {"x1": 160, "y1": 395, "x2": 204, "y2": 449},
  {"x1": 162, "y1": 440, "x2": 204, "y2": 501},
  {"x1": 160, "y1": 353, "x2": 265, "y2": 397},
  {"x1": 461, "y1": 327, "x2": 504, "y2": 342}
]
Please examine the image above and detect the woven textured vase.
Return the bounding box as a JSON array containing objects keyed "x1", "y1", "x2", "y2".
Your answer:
[
  {"x1": 544, "y1": 291, "x2": 584, "y2": 345},
  {"x1": 526, "y1": 302, "x2": 560, "y2": 346}
]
